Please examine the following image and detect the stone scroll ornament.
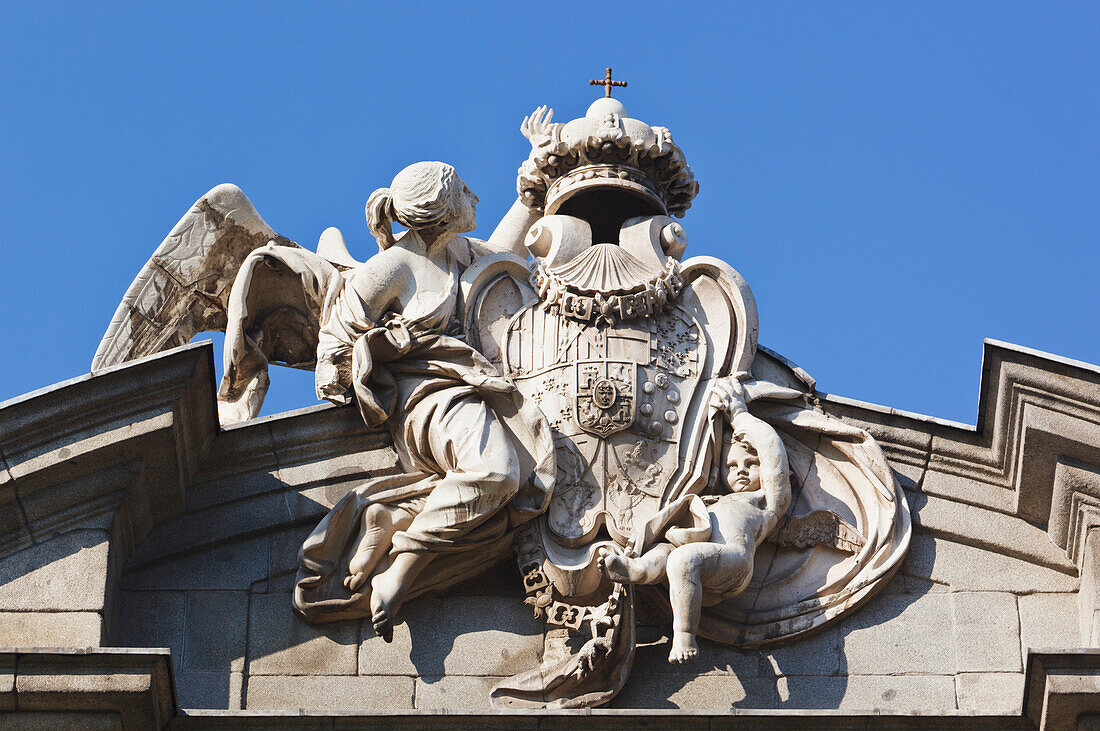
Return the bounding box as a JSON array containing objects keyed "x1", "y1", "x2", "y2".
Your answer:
[{"x1": 94, "y1": 78, "x2": 911, "y2": 708}]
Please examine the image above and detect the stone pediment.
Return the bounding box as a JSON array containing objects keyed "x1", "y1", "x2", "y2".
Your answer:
[{"x1": 1, "y1": 338, "x2": 1098, "y2": 727}]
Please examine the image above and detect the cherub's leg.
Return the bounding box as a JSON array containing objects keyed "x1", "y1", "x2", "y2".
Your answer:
[
  {"x1": 343, "y1": 503, "x2": 415, "y2": 593},
  {"x1": 597, "y1": 544, "x2": 673, "y2": 585},
  {"x1": 665, "y1": 543, "x2": 721, "y2": 664},
  {"x1": 666, "y1": 538, "x2": 756, "y2": 664}
]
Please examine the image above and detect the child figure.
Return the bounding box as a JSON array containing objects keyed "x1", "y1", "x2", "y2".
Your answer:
[{"x1": 598, "y1": 391, "x2": 791, "y2": 663}]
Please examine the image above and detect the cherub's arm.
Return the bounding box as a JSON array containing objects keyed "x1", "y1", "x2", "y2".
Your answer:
[{"x1": 711, "y1": 376, "x2": 793, "y2": 531}]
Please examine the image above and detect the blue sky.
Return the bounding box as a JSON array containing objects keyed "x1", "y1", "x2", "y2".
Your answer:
[{"x1": 1, "y1": 3, "x2": 1097, "y2": 424}]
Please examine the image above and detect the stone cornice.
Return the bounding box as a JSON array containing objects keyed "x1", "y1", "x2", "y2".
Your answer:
[
  {"x1": 0, "y1": 342, "x2": 217, "y2": 562},
  {"x1": 819, "y1": 339, "x2": 1100, "y2": 572}
]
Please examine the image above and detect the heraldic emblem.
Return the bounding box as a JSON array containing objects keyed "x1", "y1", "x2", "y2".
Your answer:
[{"x1": 94, "y1": 70, "x2": 911, "y2": 709}]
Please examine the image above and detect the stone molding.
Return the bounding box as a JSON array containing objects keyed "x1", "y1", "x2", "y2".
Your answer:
[
  {"x1": 1024, "y1": 649, "x2": 1100, "y2": 731},
  {"x1": 822, "y1": 338, "x2": 1100, "y2": 572},
  {"x1": 0, "y1": 648, "x2": 175, "y2": 728}
]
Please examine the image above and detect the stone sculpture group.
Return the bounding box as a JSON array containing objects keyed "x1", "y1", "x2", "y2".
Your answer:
[{"x1": 93, "y1": 79, "x2": 912, "y2": 708}]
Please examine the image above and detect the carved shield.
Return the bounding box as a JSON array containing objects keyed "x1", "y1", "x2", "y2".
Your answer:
[{"x1": 575, "y1": 360, "x2": 636, "y2": 437}]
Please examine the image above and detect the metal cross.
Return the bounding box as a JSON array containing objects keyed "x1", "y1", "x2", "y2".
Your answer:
[{"x1": 589, "y1": 67, "x2": 627, "y2": 98}]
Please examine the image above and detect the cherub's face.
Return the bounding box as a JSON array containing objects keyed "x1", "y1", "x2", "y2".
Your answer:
[{"x1": 725, "y1": 437, "x2": 761, "y2": 492}]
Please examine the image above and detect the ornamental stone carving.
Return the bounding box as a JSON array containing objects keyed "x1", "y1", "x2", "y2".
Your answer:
[{"x1": 92, "y1": 88, "x2": 912, "y2": 709}]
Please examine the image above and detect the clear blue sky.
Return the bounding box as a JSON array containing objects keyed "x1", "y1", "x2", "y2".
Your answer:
[{"x1": 1, "y1": 3, "x2": 1097, "y2": 424}]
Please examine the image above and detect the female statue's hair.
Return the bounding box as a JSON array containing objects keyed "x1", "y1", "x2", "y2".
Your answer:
[{"x1": 365, "y1": 161, "x2": 464, "y2": 250}]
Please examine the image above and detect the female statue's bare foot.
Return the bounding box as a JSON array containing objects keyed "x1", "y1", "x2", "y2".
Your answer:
[
  {"x1": 343, "y1": 571, "x2": 369, "y2": 593},
  {"x1": 597, "y1": 547, "x2": 645, "y2": 584},
  {"x1": 668, "y1": 630, "x2": 699, "y2": 664}
]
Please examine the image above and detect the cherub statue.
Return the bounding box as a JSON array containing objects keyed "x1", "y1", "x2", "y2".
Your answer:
[{"x1": 597, "y1": 377, "x2": 791, "y2": 663}]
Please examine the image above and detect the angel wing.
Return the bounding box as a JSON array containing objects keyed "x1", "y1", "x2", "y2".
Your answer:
[{"x1": 92, "y1": 184, "x2": 300, "y2": 370}]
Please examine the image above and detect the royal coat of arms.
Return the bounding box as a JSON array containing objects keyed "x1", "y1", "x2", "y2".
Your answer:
[{"x1": 94, "y1": 72, "x2": 911, "y2": 710}]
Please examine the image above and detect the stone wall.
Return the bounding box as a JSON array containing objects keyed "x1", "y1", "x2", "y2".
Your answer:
[
  {"x1": 115, "y1": 519, "x2": 1080, "y2": 712},
  {"x1": 2, "y1": 339, "x2": 1099, "y2": 723}
]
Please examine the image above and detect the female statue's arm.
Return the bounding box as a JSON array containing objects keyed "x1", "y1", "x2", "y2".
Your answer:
[
  {"x1": 485, "y1": 198, "x2": 541, "y2": 257},
  {"x1": 485, "y1": 106, "x2": 559, "y2": 257}
]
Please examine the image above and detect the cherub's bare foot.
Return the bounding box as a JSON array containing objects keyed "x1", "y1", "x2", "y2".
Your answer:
[
  {"x1": 668, "y1": 631, "x2": 699, "y2": 664},
  {"x1": 597, "y1": 547, "x2": 645, "y2": 584},
  {"x1": 343, "y1": 571, "x2": 369, "y2": 593}
]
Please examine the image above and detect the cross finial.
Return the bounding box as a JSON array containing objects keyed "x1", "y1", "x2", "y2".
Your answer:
[{"x1": 589, "y1": 67, "x2": 627, "y2": 98}]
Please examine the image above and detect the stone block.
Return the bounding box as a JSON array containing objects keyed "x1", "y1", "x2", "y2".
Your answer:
[
  {"x1": 116, "y1": 591, "x2": 186, "y2": 670},
  {"x1": 120, "y1": 534, "x2": 270, "y2": 591},
  {"x1": 0, "y1": 529, "x2": 110, "y2": 611},
  {"x1": 955, "y1": 672, "x2": 1025, "y2": 713},
  {"x1": 245, "y1": 674, "x2": 414, "y2": 711},
  {"x1": 0, "y1": 654, "x2": 14, "y2": 710},
  {"x1": 841, "y1": 592, "x2": 955, "y2": 675},
  {"x1": 414, "y1": 675, "x2": 501, "y2": 710},
  {"x1": 765, "y1": 626, "x2": 841, "y2": 676},
  {"x1": 611, "y1": 672, "x2": 778, "y2": 709},
  {"x1": 0, "y1": 611, "x2": 102, "y2": 646},
  {"x1": 183, "y1": 591, "x2": 247, "y2": 671},
  {"x1": 359, "y1": 604, "x2": 418, "y2": 676},
  {"x1": 174, "y1": 670, "x2": 242, "y2": 709},
  {"x1": 952, "y1": 592, "x2": 1021, "y2": 672},
  {"x1": 247, "y1": 592, "x2": 358, "y2": 675},
  {"x1": 1019, "y1": 592, "x2": 1081, "y2": 654},
  {"x1": 0, "y1": 711, "x2": 122, "y2": 730},
  {"x1": 781, "y1": 674, "x2": 957, "y2": 711},
  {"x1": 632, "y1": 625, "x2": 761, "y2": 677},
  {"x1": 265, "y1": 525, "x2": 313, "y2": 594},
  {"x1": 904, "y1": 533, "x2": 1077, "y2": 593},
  {"x1": 361, "y1": 594, "x2": 542, "y2": 677}
]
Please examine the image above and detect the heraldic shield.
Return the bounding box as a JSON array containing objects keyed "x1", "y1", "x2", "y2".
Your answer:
[
  {"x1": 575, "y1": 360, "x2": 636, "y2": 437},
  {"x1": 460, "y1": 216, "x2": 909, "y2": 708}
]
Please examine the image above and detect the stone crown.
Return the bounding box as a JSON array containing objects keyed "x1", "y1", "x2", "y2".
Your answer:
[{"x1": 517, "y1": 98, "x2": 699, "y2": 218}]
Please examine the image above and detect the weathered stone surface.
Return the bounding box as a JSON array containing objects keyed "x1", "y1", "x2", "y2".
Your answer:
[
  {"x1": 247, "y1": 593, "x2": 358, "y2": 676},
  {"x1": 121, "y1": 535, "x2": 270, "y2": 591},
  {"x1": 116, "y1": 590, "x2": 185, "y2": 667},
  {"x1": 12, "y1": 648, "x2": 174, "y2": 728},
  {"x1": 245, "y1": 674, "x2": 414, "y2": 711},
  {"x1": 952, "y1": 592, "x2": 1021, "y2": 672},
  {"x1": 414, "y1": 675, "x2": 502, "y2": 710},
  {"x1": 780, "y1": 674, "x2": 958, "y2": 712},
  {"x1": 841, "y1": 593, "x2": 956, "y2": 675},
  {"x1": 175, "y1": 670, "x2": 242, "y2": 710},
  {"x1": 0, "y1": 711, "x2": 122, "y2": 730},
  {"x1": 612, "y1": 672, "x2": 779, "y2": 709},
  {"x1": 358, "y1": 594, "x2": 542, "y2": 678},
  {"x1": 0, "y1": 529, "x2": 109, "y2": 611},
  {"x1": 0, "y1": 611, "x2": 102, "y2": 646},
  {"x1": 904, "y1": 533, "x2": 1077, "y2": 593},
  {"x1": 955, "y1": 672, "x2": 1025, "y2": 713},
  {"x1": 183, "y1": 591, "x2": 247, "y2": 672},
  {"x1": 1019, "y1": 592, "x2": 1080, "y2": 654},
  {"x1": 0, "y1": 653, "x2": 14, "y2": 710},
  {"x1": 766, "y1": 626, "x2": 841, "y2": 676}
]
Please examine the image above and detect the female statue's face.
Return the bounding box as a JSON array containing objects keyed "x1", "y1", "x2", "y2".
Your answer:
[
  {"x1": 725, "y1": 438, "x2": 761, "y2": 493},
  {"x1": 450, "y1": 183, "x2": 479, "y2": 233}
]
